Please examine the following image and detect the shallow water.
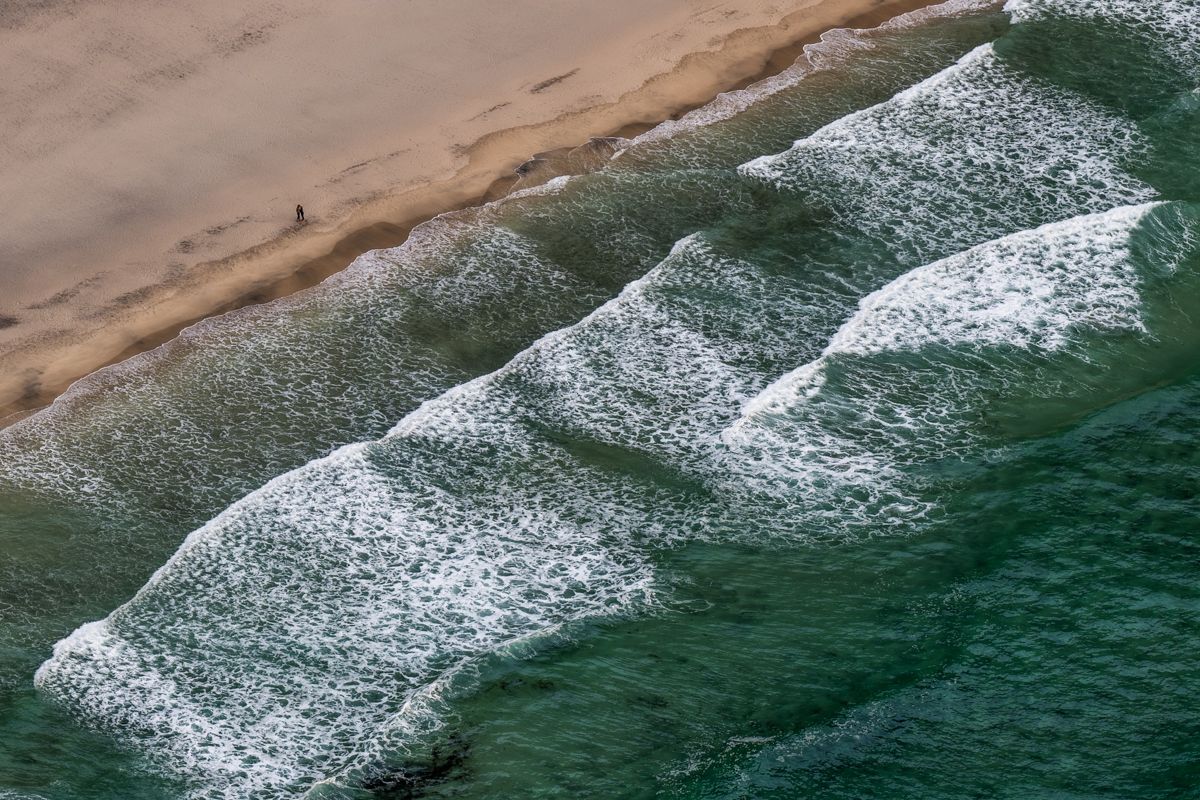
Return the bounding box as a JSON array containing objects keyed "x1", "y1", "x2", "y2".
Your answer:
[{"x1": 4, "y1": 1, "x2": 1200, "y2": 797}]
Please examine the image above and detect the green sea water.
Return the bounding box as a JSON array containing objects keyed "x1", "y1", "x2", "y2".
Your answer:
[{"x1": 3, "y1": 1, "x2": 1200, "y2": 797}]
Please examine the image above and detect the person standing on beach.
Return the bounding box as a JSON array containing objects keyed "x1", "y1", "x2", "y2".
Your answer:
[{"x1": 296, "y1": 204, "x2": 305, "y2": 222}]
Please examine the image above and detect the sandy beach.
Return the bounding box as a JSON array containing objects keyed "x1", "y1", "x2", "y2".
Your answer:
[{"x1": 0, "y1": 0, "x2": 937, "y2": 421}]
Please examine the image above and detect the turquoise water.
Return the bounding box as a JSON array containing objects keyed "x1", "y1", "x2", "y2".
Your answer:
[{"x1": 4, "y1": 0, "x2": 1200, "y2": 797}]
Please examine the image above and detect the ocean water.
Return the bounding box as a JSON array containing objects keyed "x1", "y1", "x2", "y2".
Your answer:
[{"x1": 3, "y1": 0, "x2": 1200, "y2": 797}]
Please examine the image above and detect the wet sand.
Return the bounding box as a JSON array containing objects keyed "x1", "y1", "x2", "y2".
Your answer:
[{"x1": 0, "y1": 0, "x2": 942, "y2": 421}]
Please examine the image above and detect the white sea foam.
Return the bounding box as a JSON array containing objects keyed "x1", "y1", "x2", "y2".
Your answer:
[
  {"x1": 25, "y1": 225, "x2": 875, "y2": 796},
  {"x1": 722, "y1": 205, "x2": 1162, "y2": 516},
  {"x1": 741, "y1": 44, "x2": 1153, "y2": 260},
  {"x1": 34, "y1": 236, "x2": 755, "y2": 798},
  {"x1": 36, "y1": 422, "x2": 662, "y2": 797},
  {"x1": 817, "y1": 203, "x2": 1152, "y2": 356}
]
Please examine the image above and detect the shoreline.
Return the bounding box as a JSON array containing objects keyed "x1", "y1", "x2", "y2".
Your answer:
[{"x1": 0, "y1": 0, "x2": 947, "y2": 425}]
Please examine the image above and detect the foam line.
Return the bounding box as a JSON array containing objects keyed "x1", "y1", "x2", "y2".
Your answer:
[{"x1": 740, "y1": 44, "x2": 1153, "y2": 260}]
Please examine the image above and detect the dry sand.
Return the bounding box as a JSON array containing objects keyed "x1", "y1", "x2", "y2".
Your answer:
[{"x1": 0, "y1": 0, "x2": 938, "y2": 420}]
